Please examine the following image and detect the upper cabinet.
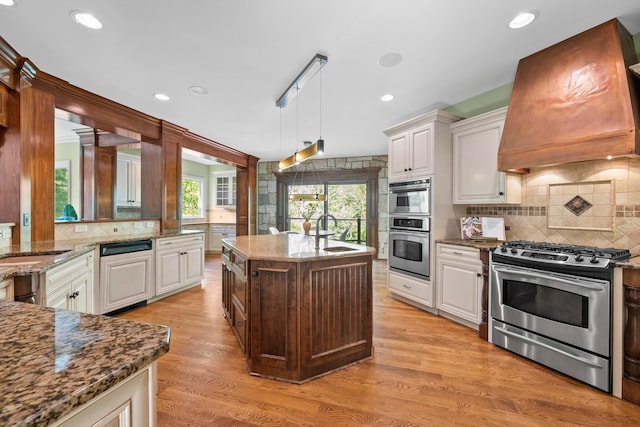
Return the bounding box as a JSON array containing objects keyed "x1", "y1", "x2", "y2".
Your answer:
[
  {"x1": 451, "y1": 107, "x2": 521, "y2": 204},
  {"x1": 388, "y1": 124, "x2": 434, "y2": 181},
  {"x1": 0, "y1": 84, "x2": 8, "y2": 128},
  {"x1": 116, "y1": 152, "x2": 142, "y2": 207},
  {"x1": 385, "y1": 110, "x2": 461, "y2": 183}
]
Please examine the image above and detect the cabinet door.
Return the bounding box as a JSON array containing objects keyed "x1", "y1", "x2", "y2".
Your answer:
[
  {"x1": 410, "y1": 124, "x2": 434, "y2": 176},
  {"x1": 100, "y1": 252, "x2": 153, "y2": 314},
  {"x1": 71, "y1": 269, "x2": 92, "y2": 314},
  {"x1": 156, "y1": 249, "x2": 182, "y2": 295},
  {"x1": 48, "y1": 284, "x2": 72, "y2": 310},
  {"x1": 130, "y1": 159, "x2": 142, "y2": 206},
  {"x1": 388, "y1": 133, "x2": 409, "y2": 181},
  {"x1": 436, "y1": 257, "x2": 482, "y2": 324},
  {"x1": 116, "y1": 157, "x2": 130, "y2": 206},
  {"x1": 184, "y1": 244, "x2": 204, "y2": 286},
  {"x1": 0, "y1": 278, "x2": 13, "y2": 301},
  {"x1": 453, "y1": 120, "x2": 505, "y2": 203},
  {"x1": 221, "y1": 256, "x2": 233, "y2": 319}
]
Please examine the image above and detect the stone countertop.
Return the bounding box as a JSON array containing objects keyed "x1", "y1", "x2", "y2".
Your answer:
[
  {"x1": 437, "y1": 238, "x2": 503, "y2": 250},
  {"x1": 0, "y1": 229, "x2": 205, "y2": 281},
  {"x1": 223, "y1": 234, "x2": 375, "y2": 261},
  {"x1": 0, "y1": 300, "x2": 170, "y2": 426},
  {"x1": 616, "y1": 255, "x2": 640, "y2": 270}
]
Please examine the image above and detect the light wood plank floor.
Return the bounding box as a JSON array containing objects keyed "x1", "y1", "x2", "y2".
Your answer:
[{"x1": 119, "y1": 255, "x2": 640, "y2": 426}]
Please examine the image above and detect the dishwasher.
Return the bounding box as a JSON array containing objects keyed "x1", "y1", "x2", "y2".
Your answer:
[{"x1": 99, "y1": 239, "x2": 154, "y2": 314}]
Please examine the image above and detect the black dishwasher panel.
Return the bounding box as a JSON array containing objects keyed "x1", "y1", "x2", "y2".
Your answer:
[{"x1": 100, "y1": 239, "x2": 153, "y2": 257}]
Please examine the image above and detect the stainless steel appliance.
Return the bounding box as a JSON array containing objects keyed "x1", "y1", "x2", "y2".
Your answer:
[
  {"x1": 389, "y1": 178, "x2": 430, "y2": 216},
  {"x1": 388, "y1": 215, "x2": 430, "y2": 279},
  {"x1": 490, "y1": 241, "x2": 630, "y2": 392}
]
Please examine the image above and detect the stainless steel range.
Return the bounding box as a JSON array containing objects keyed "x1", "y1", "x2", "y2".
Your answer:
[{"x1": 490, "y1": 241, "x2": 630, "y2": 392}]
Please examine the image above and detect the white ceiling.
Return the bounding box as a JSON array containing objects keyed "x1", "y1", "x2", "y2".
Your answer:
[{"x1": 2, "y1": 1, "x2": 640, "y2": 162}]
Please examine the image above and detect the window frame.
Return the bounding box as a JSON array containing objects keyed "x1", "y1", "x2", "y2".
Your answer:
[{"x1": 54, "y1": 160, "x2": 71, "y2": 218}]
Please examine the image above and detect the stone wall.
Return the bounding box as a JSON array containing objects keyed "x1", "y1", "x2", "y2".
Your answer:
[{"x1": 257, "y1": 155, "x2": 389, "y2": 259}]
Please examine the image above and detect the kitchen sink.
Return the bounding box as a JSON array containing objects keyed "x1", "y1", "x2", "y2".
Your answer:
[
  {"x1": 0, "y1": 254, "x2": 61, "y2": 266},
  {"x1": 322, "y1": 246, "x2": 358, "y2": 253}
]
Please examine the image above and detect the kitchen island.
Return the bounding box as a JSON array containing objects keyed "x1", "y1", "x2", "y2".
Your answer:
[
  {"x1": 222, "y1": 233, "x2": 375, "y2": 383},
  {"x1": 0, "y1": 300, "x2": 170, "y2": 426}
]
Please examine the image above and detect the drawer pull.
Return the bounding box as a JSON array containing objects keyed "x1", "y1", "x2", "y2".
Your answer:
[
  {"x1": 453, "y1": 251, "x2": 463, "y2": 255},
  {"x1": 403, "y1": 284, "x2": 412, "y2": 289}
]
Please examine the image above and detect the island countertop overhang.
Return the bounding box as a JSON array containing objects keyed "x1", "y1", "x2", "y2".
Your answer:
[{"x1": 222, "y1": 234, "x2": 375, "y2": 261}]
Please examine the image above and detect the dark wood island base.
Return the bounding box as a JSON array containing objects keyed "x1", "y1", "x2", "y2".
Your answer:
[{"x1": 222, "y1": 234, "x2": 374, "y2": 383}]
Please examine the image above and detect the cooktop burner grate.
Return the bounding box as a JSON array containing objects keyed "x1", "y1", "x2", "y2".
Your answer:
[{"x1": 501, "y1": 240, "x2": 631, "y2": 260}]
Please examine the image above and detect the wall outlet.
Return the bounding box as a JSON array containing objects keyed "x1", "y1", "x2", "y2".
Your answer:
[
  {"x1": 74, "y1": 224, "x2": 88, "y2": 233},
  {"x1": 113, "y1": 227, "x2": 118, "y2": 233},
  {"x1": 146, "y1": 221, "x2": 155, "y2": 228},
  {"x1": 134, "y1": 222, "x2": 144, "y2": 229},
  {"x1": 4, "y1": 229, "x2": 11, "y2": 239}
]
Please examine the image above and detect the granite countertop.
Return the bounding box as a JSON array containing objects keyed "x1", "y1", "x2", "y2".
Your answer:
[
  {"x1": 223, "y1": 234, "x2": 375, "y2": 261},
  {"x1": 0, "y1": 229, "x2": 205, "y2": 281},
  {"x1": 437, "y1": 238, "x2": 503, "y2": 250},
  {"x1": 0, "y1": 300, "x2": 170, "y2": 426},
  {"x1": 616, "y1": 255, "x2": 640, "y2": 270}
]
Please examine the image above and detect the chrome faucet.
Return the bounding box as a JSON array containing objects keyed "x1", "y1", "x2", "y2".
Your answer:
[{"x1": 315, "y1": 214, "x2": 338, "y2": 249}]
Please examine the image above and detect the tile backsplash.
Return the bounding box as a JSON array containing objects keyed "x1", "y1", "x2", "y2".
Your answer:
[
  {"x1": 55, "y1": 220, "x2": 160, "y2": 240},
  {"x1": 466, "y1": 157, "x2": 640, "y2": 253}
]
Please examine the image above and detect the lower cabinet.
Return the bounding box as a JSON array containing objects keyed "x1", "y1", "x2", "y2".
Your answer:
[
  {"x1": 100, "y1": 250, "x2": 153, "y2": 314},
  {"x1": 435, "y1": 243, "x2": 483, "y2": 327},
  {"x1": 388, "y1": 270, "x2": 433, "y2": 309},
  {"x1": 155, "y1": 234, "x2": 205, "y2": 297},
  {"x1": 51, "y1": 362, "x2": 157, "y2": 427},
  {"x1": 221, "y1": 242, "x2": 248, "y2": 354},
  {"x1": 43, "y1": 251, "x2": 94, "y2": 314},
  {"x1": 0, "y1": 277, "x2": 14, "y2": 301}
]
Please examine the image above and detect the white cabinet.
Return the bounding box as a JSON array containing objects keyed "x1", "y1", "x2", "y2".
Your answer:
[
  {"x1": 42, "y1": 252, "x2": 94, "y2": 314},
  {"x1": 51, "y1": 362, "x2": 157, "y2": 427},
  {"x1": 100, "y1": 249, "x2": 153, "y2": 314},
  {"x1": 210, "y1": 224, "x2": 236, "y2": 253},
  {"x1": 436, "y1": 244, "x2": 483, "y2": 327},
  {"x1": 0, "y1": 277, "x2": 13, "y2": 301},
  {"x1": 387, "y1": 123, "x2": 435, "y2": 182},
  {"x1": 451, "y1": 107, "x2": 521, "y2": 204},
  {"x1": 116, "y1": 152, "x2": 142, "y2": 207},
  {"x1": 388, "y1": 271, "x2": 433, "y2": 309},
  {"x1": 155, "y1": 234, "x2": 205, "y2": 297}
]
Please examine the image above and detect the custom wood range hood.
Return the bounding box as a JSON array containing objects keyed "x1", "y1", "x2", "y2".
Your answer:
[{"x1": 498, "y1": 19, "x2": 640, "y2": 171}]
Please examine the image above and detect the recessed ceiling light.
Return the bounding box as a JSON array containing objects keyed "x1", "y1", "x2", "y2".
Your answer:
[
  {"x1": 378, "y1": 53, "x2": 403, "y2": 68},
  {"x1": 509, "y1": 12, "x2": 536, "y2": 29},
  {"x1": 381, "y1": 94, "x2": 394, "y2": 102},
  {"x1": 70, "y1": 10, "x2": 103, "y2": 29},
  {"x1": 188, "y1": 86, "x2": 209, "y2": 96},
  {"x1": 0, "y1": 0, "x2": 16, "y2": 7},
  {"x1": 154, "y1": 93, "x2": 171, "y2": 101}
]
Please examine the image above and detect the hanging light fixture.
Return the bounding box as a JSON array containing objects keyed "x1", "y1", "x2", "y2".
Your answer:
[{"x1": 277, "y1": 53, "x2": 327, "y2": 172}]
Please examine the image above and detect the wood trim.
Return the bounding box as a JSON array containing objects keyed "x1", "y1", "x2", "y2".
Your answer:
[
  {"x1": 161, "y1": 122, "x2": 182, "y2": 232},
  {"x1": 622, "y1": 269, "x2": 640, "y2": 404},
  {"x1": 235, "y1": 156, "x2": 258, "y2": 236},
  {"x1": 182, "y1": 131, "x2": 251, "y2": 169}
]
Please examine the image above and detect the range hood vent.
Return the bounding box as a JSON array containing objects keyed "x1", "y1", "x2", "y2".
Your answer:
[{"x1": 498, "y1": 19, "x2": 640, "y2": 171}]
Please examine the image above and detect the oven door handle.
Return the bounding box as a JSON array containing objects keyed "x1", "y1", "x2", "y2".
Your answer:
[
  {"x1": 494, "y1": 326, "x2": 604, "y2": 369},
  {"x1": 492, "y1": 265, "x2": 605, "y2": 291}
]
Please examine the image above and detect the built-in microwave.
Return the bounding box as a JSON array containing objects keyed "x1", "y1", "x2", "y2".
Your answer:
[{"x1": 389, "y1": 178, "x2": 430, "y2": 216}]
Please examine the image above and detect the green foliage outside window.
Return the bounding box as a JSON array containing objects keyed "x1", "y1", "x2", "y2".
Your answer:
[
  {"x1": 54, "y1": 167, "x2": 70, "y2": 218},
  {"x1": 183, "y1": 178, "x2": 202, "y2": 217}
]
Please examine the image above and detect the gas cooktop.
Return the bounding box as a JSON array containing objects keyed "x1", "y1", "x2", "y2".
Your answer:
[{"x1": 493, "y1": 240, "x2": 631, "y2": 269}]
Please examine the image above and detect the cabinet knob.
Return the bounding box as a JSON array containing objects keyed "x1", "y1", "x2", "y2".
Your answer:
[
  {"x1": 477, "y1": 273, "x2": 482, "y2": 278},
  {"x1": 498, "y1": 191, "x2": 504, "y2": 196},
  {"x1": 251, "y1": 271, "x2": 259, "y2": 277}
]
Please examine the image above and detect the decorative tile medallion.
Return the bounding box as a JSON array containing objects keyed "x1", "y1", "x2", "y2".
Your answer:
[
  {"x1": 547, "y1": 180, "x2": 614, "y2": 231},
  {"x1": 564, "y1": 195, "x2": 593, "y2": 216}
]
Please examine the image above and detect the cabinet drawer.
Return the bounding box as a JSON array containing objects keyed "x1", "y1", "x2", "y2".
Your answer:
[
  {"x1": 437, "y1": 244, "x2": 479, "y2": 260},
  {"x1": 232, "y1": 252, "x2": 246, "y2": 278},
  {"x1": 46, "y1": 253, "x2": 93, "y2": 296},
  {"x1": 388, "y1": 272, "x2": 431, "y2": 302},
  {"x1": 232, "y1": 274, "x2": 247, "y2": 312},
  {"x1": 157, "y1": 234, "x2": 204, "y2": 250}
]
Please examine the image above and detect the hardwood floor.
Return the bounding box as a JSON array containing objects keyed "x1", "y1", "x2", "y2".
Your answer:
[{"x1": 118, "y1": 254, "x2": 640, "y2": 426}]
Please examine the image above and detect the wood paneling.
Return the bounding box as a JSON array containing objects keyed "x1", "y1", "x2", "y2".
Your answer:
[
  {"x1": 0, "y1": 81, "x2": 21, "y2": 239},
  {"x1": 160, "y1": 122, "x2": 183, "y2": 232},
  {"x1": 118, "y1": 255, "x2": 640, "y2": 426},
  {"x1": 95, "y1": 146, "x2": 115, "y2": 219},
  {"x1": 20, "y1": 84, "x2": 55, "y2": 242},
  {"x1": 623, "y1": 268, "x2": 640, "y2": 405},
  {"x1": 236, "y1": 155, "x2": 258, "y2": 236},
  {"x1": 0, "y1": 83, "x2": 8, "y2": 127},
  {"x1": 141, "y1": 140, "x2": 163, "y2": 219}
]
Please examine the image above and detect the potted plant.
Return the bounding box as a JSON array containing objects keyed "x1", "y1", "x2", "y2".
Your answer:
[{"x1": 301, "y1": 203, "x2": 317, "y2": 235}]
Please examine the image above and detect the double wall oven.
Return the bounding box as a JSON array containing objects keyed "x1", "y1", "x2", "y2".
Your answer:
[
  {"x1": 388, "y1": 179, "x2": 431, "y2": 280},
  {"x1": 490, "y1": 241, "x2": 630, "y2": 392}
]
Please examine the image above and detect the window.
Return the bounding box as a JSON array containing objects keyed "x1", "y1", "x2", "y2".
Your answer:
[
  {"x1": 54, "y1": 160, "x2": 71, "y2": 219},
  {"x1": 182, "y1": 175, "x2": 206, "y2": 218},
  {"x1": 216, "y1": 175, "x2": 236, "y2": 206}
]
